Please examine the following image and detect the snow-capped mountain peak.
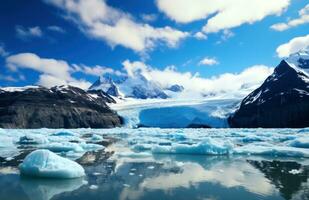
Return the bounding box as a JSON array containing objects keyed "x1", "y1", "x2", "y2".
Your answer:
[
  {"x1": 89, "y1": 73, "x2": 168, "y2": 99},
  {"x1": 89, "y1": 75, "x2": 120, "y2": 97},
  {"x1": 286, "y1": 46, "x2": 309, "y2": 73}
]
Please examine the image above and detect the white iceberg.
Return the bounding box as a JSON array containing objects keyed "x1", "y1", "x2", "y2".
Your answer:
[{"x1": 19, "y1": 149, "x2": 85, "y2": 179}]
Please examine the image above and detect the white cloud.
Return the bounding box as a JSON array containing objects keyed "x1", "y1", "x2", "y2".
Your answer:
[
  {"x1": 43, "y1": 0, "x2": 188, "y2": 52},
  {"x1": 276, "y1": 34, "x2": 309, "y2": 58},
  {"x1": 16, "y1": 26, "x2": 43, "y2": 40},
  {"x1": 198, "y1": 57, "x2": 219, "y2": 66},
  {"x1": 47, "y1": 25, "x2": 66, "y2": 33},
  {"x1": 156, "y1": 0, "x2": 290, "y2": 33},
  {"x1": 72, "y1": 64, "x2": 122, "y2": 76},
  {"x1": 0, "y1": 44, "x2": 9, "y2": 57},
  {"x1": 141, "y1": 14, "x2": 158, "y2": 22},
  {"x1": 194, "y1": 32, "x2": 207, "y2": 40},
  {"x1": 5, "y1": 53, "x2": 113, "y2": 89},
  {"x1": 271, "y1": 4, "x2": 309, "y2": 31},
  {"x1": 121, "y1": 60, "x2": 273, "y2": 97}
]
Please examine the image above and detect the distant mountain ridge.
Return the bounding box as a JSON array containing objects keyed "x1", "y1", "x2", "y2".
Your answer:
[
  {"x1": 89, "y1": 72, "x2": 184, "y2": 99},
  {"x1": 229, "y1": 47, "x2": 309, "y2": 128},
  {"x1": 0, "y1": 85, "x2": 122, "y2": 128}
]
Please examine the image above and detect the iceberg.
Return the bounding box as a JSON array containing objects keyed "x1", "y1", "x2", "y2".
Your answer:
[{"x1": 19, "y1": 150, "x2": 85, "y2": 179}]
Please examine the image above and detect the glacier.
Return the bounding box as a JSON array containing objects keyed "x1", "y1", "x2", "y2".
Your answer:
[{"x1": 111, "y1": 98, "x2": 240, "y2": 128}]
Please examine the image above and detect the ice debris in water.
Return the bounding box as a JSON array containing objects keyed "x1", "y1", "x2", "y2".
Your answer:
[
  {"x1": 18, "y1": 135, "x2": 48, "y2": 145},
  {"x1": 288, "y1": 169, "x2": 302, "y2": 174},
  {"x1": 91, "y1": 134, "x2": 103, "y2": 141},
  {"x1": 152, "y1": 138, "x2": 233, "y2": 155},
  {"x1": 51, "y1": 131, "x2": 77, "y2": 137},
  {"x1": 19, "y1": 149, "x2": 85, "y2": 179},
  {"x1": 288, "y1": 137, "x2": 309, "y2": 149}
]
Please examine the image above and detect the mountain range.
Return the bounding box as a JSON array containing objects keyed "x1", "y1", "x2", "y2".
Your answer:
[{"x1": 0, "y1": 47, "x2": 308, "y2": 128}]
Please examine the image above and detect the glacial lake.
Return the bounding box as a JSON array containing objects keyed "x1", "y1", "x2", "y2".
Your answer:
[{"x1": 0, "y1": 128, "x2": 308, "y2": 200}]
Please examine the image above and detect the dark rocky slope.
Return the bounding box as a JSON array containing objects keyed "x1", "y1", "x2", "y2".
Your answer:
[
  {"x1": 0, "y1": 85, "x2": 122, "y2": 128},
  {"x1": 229, "y1": 60, "x2": 309, "y2": 128}
]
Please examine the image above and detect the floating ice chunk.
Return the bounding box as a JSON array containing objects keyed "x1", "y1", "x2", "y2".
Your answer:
[
  {"x1": 298, "y1": 128, "x2": 309, "y2": 133},
  {"x1": 288, "y1": 169, "x2": 302, "y2": 174},
  {"x1": 19, "y1": 150, "x2": 85, "y2": 179},
  {"x1": 91, "y1": 134, "x2": 103, "y2": 141},
  {"x1": 241, "y1": 136, "x2": 263, "y2": 143},
  {"x1": 152, "y1": 138, "x2": 233, "y2": 155},
  {"x1": 41, "y1": 142, "x2": 84, "y2": 153},
  {"x1": 19, "y1": 135, "x2": 48, "y2": 145},
  {"x1": 147, "y1": 166, "x2": 155, "y2": 169},
  {"x1": 234, "y1": 144, "x2": 309, "y2": 157},
  {"x1": 51, "y1": 131, "x2": 76, "y2": 137},
  {"x1": 89, "y1": 185, "x2": 98, "y2": 190},
  {"x1": 288, "y1": 137, "x2": 309, "y2": 148},
  {"x1": 80, "y1": 143, "x2": 103, "y2": 151}
]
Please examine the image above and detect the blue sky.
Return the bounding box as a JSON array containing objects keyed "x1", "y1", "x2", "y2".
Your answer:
[{"x1": 0, "y1": 0, "x2": 308, "y2": 90}]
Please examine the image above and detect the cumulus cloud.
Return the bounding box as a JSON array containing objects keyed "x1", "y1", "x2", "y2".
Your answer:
[
  {"x1": 16, "y1": 25, "x2": 43, "y2": 40},
  {"x1": 121, "y1": 60, "x2": 273, "y2": 97},
  {"x1": 5, "y1": 53, "x2": 115, "y2": 89},
  {"x1": 271, "y1": 4, "x2": 309, "y2": 31},
  {"x1": 156, "y1": 0, "x2": 290, "y2": 33},
  {"x1": 194, "y1": 32, "x2": 207, "y2": 40},
  {"x1": 198, "y1": 57, "x2": 219, "y2": 66},
  {"x1": 47, "y1": 25, "x2": 66, "y2": 33},
  {"x1": 72, "y1": 64, "x2": 123, "y2": 76},
  {"x1": 43, "y1": 0, "x2": 188, "y2": 52},
  {"x1": 276, "y1": 34, "x2": 309, "y2": 58}
]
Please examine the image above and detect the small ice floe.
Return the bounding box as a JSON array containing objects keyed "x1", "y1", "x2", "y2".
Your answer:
[
  {"x1": 152, "y1": 138, "x2": 232, "y2": 155},
  {"x1": 288, "y1": 169, "x2": 302, "y2": 175},
  {"x1": 19, "y1": 149, "x2": 85, "y2": 179},
  {"x1": 89, "y1": 185, "x2": 98, "y2": 190},
  {"x1": 91, "y1": 134, "x2": 103, "y2": 141},
  {"x1": 51, "y1": 131, "x2": 76, "y2": 137},
  {"x1": 147, "y1": 166, "x2": 155, "y2": 170},
  {"x1": 129, "y1": 172, "x2": 135, "y2": 176},
  {"x1": 41, "y1": 142, "x2": 84, "y2": 153},
  {"x1": 288, "y1": 137, "x2": 309, "y2": 149},
  {"x1": 18, "y1": 135, "x2": 48, "y2": 145}
]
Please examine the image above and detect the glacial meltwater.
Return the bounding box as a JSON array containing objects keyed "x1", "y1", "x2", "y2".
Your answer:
[{"x1": 0, "y1": 128, "x2": 308, "y2": 200}]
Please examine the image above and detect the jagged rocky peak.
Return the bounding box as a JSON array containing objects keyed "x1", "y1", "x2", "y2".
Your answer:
[
  {"x1": 0, "y1": 85, "x2": 122, "y2": 128},
  {"x1": 89, "y1": 75, "x2": 120, "y2": 97},
  {"x1": 229, "y1": 48, "x2": 309, "y2": 128}
]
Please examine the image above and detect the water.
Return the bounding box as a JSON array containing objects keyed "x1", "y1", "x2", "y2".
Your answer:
[{"x1": 0, "y1": 128, "x2": 308, "y2": 200}]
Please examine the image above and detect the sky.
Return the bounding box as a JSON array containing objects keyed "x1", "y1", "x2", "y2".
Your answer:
[{"x1": 0, "y1": 0, "x2": 308, "y2": 92}]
